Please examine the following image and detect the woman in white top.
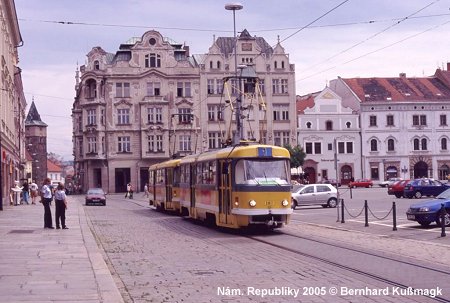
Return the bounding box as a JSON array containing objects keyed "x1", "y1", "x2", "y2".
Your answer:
[
  {"x1": 41, "y1": 178, "x2": 54, "y2": 229},
  {"x1": 54, "y1": 183, "x2": 68, "y2": 229}
]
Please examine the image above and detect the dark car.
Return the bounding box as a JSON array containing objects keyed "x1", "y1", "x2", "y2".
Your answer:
[
  {"x1": 348, "y1": 179, "x2": 373, "y2": 188},
  {"x1": 387, "y1": 179, "x2": 410, "y2": 198},
  {"x1": 322, "y1": 178, "x2": 341, "y2": 187},
  {"x1": 85, "y1": 188, "x2": 106, "y2": 206},
  {"x1": 406, "y1": 188, "x2": 450, "y2": 227},
  {"x1": 403, "y1": 178, "x2": 450, "y2": 199}
]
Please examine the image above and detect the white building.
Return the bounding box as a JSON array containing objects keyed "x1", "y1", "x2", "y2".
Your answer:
[
  {"x1": 297, "y1": 87, "x2": 361, "y2": 184},
  {"x1": 330, "y1": 65, "x2": 450, "y2": 182}
]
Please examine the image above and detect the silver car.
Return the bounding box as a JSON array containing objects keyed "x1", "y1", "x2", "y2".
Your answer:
[{"x1": 291, "y1": 184, "x2": 338, "y2": 209}]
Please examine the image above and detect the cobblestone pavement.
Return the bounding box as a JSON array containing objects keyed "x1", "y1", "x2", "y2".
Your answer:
[{"x1": 85, "y1": 194, "x2": 445, "y2": 303}]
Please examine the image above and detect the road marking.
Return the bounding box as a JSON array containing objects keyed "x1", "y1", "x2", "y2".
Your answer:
[{"x1": 347, "y1": 219, "x2": 446, "y2": 233}]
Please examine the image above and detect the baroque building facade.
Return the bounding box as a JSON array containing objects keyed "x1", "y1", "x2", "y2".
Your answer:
[
  {"x1": 73, "y1": 29, "x2": 297, "y2": 193},
  {"x1": 0, "y1": 0, "x2": 25, "y2": 210}
]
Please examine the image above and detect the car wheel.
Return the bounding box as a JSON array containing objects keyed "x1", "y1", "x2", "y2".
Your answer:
[
  {"x1": 327, "y1": 198, "x2": 337, "y2": 208},
  {"x1": 414, "y1": 191, "x2": 422, "y2": 199},
  {"x1": 103, "y1": 202, "x2": 106, "y2": 206},
  {"x1": 435, "y1": 211, "x2": 450, "y2": 227},
  {"x1": 394, "y1": 193, "x2": 402, "y2": 198},
  {"x1": 418, "y1": 221, "x2": 431, "y2": 227}
]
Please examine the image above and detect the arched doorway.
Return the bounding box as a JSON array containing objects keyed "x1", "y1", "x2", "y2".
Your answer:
[
  {"x1": 340, "y1": 165, "x2": 352, "y2": 185},
  {"x1": 413, "y1": 161, "x2": 428, "y2": 179},
  {"x1": 303, "y1": 167, "x2": 316, "y2": 184}
]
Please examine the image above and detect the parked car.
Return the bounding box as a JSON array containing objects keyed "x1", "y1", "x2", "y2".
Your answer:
[
  {"x1": 406, "y1": 188, "x2": 450, "y2": 226},
  {"x1": 403, "y1": 178, "x2": 450, "y2": 199},
  {"x1": 322, "y1": 178, "x2": 341, "y2": 187},
  {"x1": 387, "y1": 179, "x2": 410, "y2": 198},
  {"x1": 291, "y1": 184, "x2": 338, "y2": 209},
  {"x1": 348, "y1": 179, "x2": 373, "y2": 188},
  {"x1": 85, "y1": 188, "x2": 106, "y2": 206},
  {"x1": 379, "y1": 177, "x2": 403, "y2": 188}
]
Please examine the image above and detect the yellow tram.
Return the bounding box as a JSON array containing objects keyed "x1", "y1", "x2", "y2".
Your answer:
[
  {"x1": 149, "y1": 144, "x2": 293, "y2": 229},
  {"x1": 148, "y1": 159, "x2": 181, "y2": 212}
]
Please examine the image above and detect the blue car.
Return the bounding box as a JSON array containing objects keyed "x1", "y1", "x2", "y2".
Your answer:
[
  {"x1": 403, "y1": 178, "x2": 450, "y2": 199},
  {"x1": 406, "y1": 188, "x2": 450, "y2": 227}
]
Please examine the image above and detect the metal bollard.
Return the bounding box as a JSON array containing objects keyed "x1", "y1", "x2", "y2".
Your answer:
[
  {"x1": 392, "y1": 201, "x2": 397, "y2": 231},
  {"x1": 350, "y1": 186, "x2": 352, "y2": 199},
  {"x1": 441, "y1": 203, "x2": 446, "y2": 237},
  {"x1": 341, "y1": 199, "x2": 345, "y2": 223},
  {"x1": 364, "y1": 200, "x2": 369, "y2": 227}
]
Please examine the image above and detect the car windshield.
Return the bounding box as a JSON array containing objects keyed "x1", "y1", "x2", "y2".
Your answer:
[
  {"x1": 436, "y1": 188, "x2": 450, "y2": 199},
  {"x1": 235, "y1": 159, "x2": 290, "y2": 185},
  {"x1": 87, "y1": 188, "x2": 104, "y2": 195}
]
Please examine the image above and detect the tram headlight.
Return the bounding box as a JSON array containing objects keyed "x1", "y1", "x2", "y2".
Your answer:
[
  {"x1": 249, "y1": 200, "x2": 257, "y2": 207},
  {"x1": 281, "y1": 199, "x2": 289, "y2": 207}
]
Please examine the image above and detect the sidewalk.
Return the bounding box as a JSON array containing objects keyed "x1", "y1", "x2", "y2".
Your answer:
[{"x1": 0, "y1": 197, "x2": 124, "y2": 303}]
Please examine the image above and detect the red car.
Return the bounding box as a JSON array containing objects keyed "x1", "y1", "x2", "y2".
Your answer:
[
  {"x1": 348, "y1": 179, "x2": 373, "y2": 188},
  {"x1": 387, "y1": 180, "x2": 410, "y2": 198}
]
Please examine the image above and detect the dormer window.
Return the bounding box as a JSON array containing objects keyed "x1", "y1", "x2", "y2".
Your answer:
[
  {"x1": 145, "y1": 53, "x2": 161, "y2": 68},
  {"x1": 94, "y1": 60, "x2": 100, "y2": 70}
]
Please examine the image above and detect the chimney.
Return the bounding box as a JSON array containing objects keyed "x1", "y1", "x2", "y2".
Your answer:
[{"x1": 399, "y1": 72, "x2": 406, "y2": 78}]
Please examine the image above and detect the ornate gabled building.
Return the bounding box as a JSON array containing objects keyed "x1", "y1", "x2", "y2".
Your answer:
[
  {"x1": 25, "y1": 101, "x2": 48, "y2": 184},
  {"x1": 73, "y1": 29, "x2": 297, "y2": 193},
  {"x1": 330, "y1": 64, "x2": 450, "y2": 181}
]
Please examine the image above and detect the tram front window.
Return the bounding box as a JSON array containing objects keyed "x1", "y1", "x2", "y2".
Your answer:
[{"x1": 235, "y1": 159, "x2": 289, "y2": 185}]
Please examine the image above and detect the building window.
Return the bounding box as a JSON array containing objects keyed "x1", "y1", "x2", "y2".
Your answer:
[
  {"x1": 325, "y1": 121, "x2": 333, "y2": 131},
  {"x1": 216, "y1": 79, "x2": 223, "y2": 95},
  {"x1": 440, "y1": 114, "x2": 447, "y2": 126},
  {"x1": 370, "y1": 139, "x2": 378, "y2": 152},
  {"x1": 148, "y1": 135, "x2": 155, "y2": 152},
  {"x1": 117, "y1": 109, "x2": 130, "y2": 124},
  {"x1": 100, "y1": 109, "x2": 105, "y2": 125},
  {"x1": 178, "y1": 108, "x2": 192, "y2": 124},
  {"x1": 148, "y1": 135, "x2": 163, "y2": 152},
  {"x1": 179, "y1": 135, "x2": 191, "y2": 151},
  {"x1": 118, "y1": 136, "x2": 131, "y2": 152},
  {"x1": 87, "y1": 137, "x2": 97, "y2": 153},
  {"x1": 328, "y1": 143, "x2": 333, "y2": 151},
  {"x1": 280, "y1": 79, "x2": 288, "y2": 94},
  {"x1": 305, "y1": 142, "x2": 321, "y2": 154},
  {"x1": 156, "y1": 135, "x2": 163, "y2": 151},
  {"x1": 145, "y1": 53, "x2": 161, "y2": 68},
  {"x1": 207, "y1": 79, "x2": 215, "y2": 95},
  {"x1": 386, "y1": 115, "x2": 394, "y2": 126},
  {"x1": 272, "y1": 79, "x2": 280, "y2": 94},
  {"x1": 441, "y1": 138, "x2": 448, "y2": 150},
  {"x1": 87, "y1": 109, "x2": 96, "y2": 125},
  {"x1": 177, "y1": 82, "x2": 191, "y2": 97},
  {"x1": 369, "y1": 115, "x2": 377, "y2": 127},
  {"x1": 306, "y1": 122, "x2": 312, "y2": 129},
  {"x1": 421, "y1": 138, "x2": 427, "y2": 150},
  {"x1": 273, "y1": 105, "x2": 289, "y2": 121},
  {"x1": 94, "y1": 60, "x2": 100, "y2": 70},
  {"x1": 147, "y1": 107, "x2": 162, "y2": 124},
  {"x1": 346, "y1": 121, "x2": 351, "y2": 128},
  {"x1": 208, "y1": 132, "x2": 224, "y2": 149},
  {"x1": 413, "y1": 138, "x2": 420, "y2": 150},
  {"x1": 337, "y1": 141, "x2": 353, "y2": 154},
  {"x1": 387, "y1": 139, "x2": 395, "y2": 151},
  {"x1": 274, "y1": 131, "x2": 289, "y2": 146},
  {"x1": 146, "y1": 82, "x2": 161, "y2": 96},
  {"x1": 258, "y1": 79, "x2": 265, "y2": 95},
  {"x1": 413, "y1": 114, "x2": 426, "y2": 126},
  {"x1": 116, "y1": 83, "x2": 130, "y2": 98}
]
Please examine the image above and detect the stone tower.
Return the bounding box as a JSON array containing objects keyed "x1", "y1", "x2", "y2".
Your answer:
[{"x1": 25, "y1": 101, "x2": 48, "y2": 185}]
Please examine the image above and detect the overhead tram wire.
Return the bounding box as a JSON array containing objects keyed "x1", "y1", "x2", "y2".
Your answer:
[
  {"x1": 297, "y1": 18, "x2": 450, "y2": 83},
  {"x1": 298, "y1": 0, "x2": 442, "y2": 74}
]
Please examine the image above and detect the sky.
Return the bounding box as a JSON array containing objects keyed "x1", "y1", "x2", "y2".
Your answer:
[{"x1": 14, "y1": 0, "x2": 450, "y2": 160}]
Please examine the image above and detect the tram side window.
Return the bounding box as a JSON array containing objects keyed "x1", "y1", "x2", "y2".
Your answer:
[
  {"x1": 203, "y1": 161, "x2": 216, "y2": 184},
  {"x1": 197, "y1": 164, "x2": 203, "y2": 184},
  {"x1": 173, "y1": 167, "x2": 181, "y2": 186},
  {"x1": 157, "y1": 169, "x2": 165, "y2": 183}
]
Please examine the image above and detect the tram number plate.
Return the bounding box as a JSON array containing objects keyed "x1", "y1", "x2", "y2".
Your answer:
[
  {"x1": 407, "y1": 214, "x2": 415, "y2": 220},
  {"x1": 265, "y1": 201, "x2": 272, "y2": 206}
]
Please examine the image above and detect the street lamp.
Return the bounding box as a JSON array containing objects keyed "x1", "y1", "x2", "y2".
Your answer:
[{"x1": 225, "y1": 2, "x2": 243, "y2": 145}]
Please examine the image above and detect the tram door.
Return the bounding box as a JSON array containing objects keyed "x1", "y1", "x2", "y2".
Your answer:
[
  {"x1": 218, "y1": 160, "x2": 232, "y2": 224},
  {"x1": 166, "y1": 168, "x2": 173, "y2": 206},
  {"x1": 190, "y1": 164, "x2": 196, "y2": 209}
]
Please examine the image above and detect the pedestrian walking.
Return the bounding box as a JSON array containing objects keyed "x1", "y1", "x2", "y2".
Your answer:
[
  {"x1": 54, "y1": 183, "x2": 68, "y2": 229},
  {"x1": 143, "y1": 183, "x2": 149, "y2": 197},
  {"x1": 22, "y1": 181, "x2": 30, "y2": 205},
  {"x1": 30, "y1": 181, "x2": 38, "y2": 204},
  {"x1": 125, "y1": 183, "x2": 133, "y2": 198},
  {"x1": 41, "y1": 178, "x2": 54, "y2": 229}
]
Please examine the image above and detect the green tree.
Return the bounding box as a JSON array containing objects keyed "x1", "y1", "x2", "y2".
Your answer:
[{"x1": 284, "y1": 144, "x2": 306, "y2": 169}]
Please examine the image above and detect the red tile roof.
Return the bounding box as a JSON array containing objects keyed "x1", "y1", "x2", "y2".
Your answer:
[
  {"x1": 47, "y1": 160, "x2": 61, "y2": 172},
  {"x1": 296, "y1": 92, "x2": 320, "y2": 114},
  {"x1": 341, "y1": 72, "x2": 450, "y2": 102}
]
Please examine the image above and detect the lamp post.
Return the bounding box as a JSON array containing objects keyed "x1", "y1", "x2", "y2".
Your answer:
[{"x1": 225, "y1": 2, "x2": 243, "y2": 145}]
